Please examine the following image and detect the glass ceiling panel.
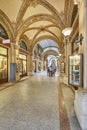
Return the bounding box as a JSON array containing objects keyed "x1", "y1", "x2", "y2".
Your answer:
[{"x1": 39, "y1": 39, "x2": 58, "y2": 50}]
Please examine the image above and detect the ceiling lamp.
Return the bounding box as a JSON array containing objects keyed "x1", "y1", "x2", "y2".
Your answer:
[
  {"x1": 62, "y1": 27, "x2": 72, "y2": 37},
  {"x1": 73, "y1": 0, "x2": 80, "y2": 5}
]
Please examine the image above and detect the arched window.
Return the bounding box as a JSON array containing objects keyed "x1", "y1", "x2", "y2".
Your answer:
[
  {"x1": 19, "y1": 40, "x2": 27, "y2": 50},
  {"x1": 0, "y1": 24, "x2": 8, "y2": 39}
]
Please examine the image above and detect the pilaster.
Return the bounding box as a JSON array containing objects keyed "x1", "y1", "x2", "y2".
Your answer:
[{"x1": 10, "y1": 43, "x2": 20, "y2": 81}]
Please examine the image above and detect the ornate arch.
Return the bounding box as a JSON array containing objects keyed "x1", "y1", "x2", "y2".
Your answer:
[
  {"x1": 31, "y1": 35, "x2": 62, "y2": 52},
  {"x1": 44, "y1": 50, "x2": 58, "y2": 61},
  {"x1": 42, "y1": 48, "x2": 58, "y2": 57},
  {"x1": 19, "y1": 35, "x2": 30, "y2": 51},
  {"x1": 22, "y1": 24, "x2": 61, "y2": 34},
  {"x1": 64, "y1": 0, "x2": 74, "y2": 27},
  {"x1": 15, "y1": 0, "x2": 64, "y2": 29},
  {"x1": 31, "y1": 28, "x2": 60, "y2": 44},
  {"x1": 16, "y1": 13, "x2": 63, "y2": 43}
]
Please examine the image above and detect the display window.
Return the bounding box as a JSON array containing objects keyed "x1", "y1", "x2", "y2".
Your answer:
[
  {"x1": 68, "y1": 54, "x2": 83, "y2": 87},
  {"x1": 19, "y1": 54, "x2": 27, "y2": 77},
  {"x1": 0, "y1": 46, "x2": 8, "y2": 83}
]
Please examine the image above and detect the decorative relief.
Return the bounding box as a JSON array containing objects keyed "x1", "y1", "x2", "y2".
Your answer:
[{"x1": 29, "y1": 0, "x2": 38, "y2": 7}]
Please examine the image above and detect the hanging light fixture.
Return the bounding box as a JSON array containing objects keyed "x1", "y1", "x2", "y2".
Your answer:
[{"x1": 62, "y1": 27, "x2": 72, "y2": 37}]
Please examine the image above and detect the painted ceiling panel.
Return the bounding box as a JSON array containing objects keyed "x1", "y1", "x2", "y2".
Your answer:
[
  {"x1": 29, "y1": 21, "x2": 52, "y2": 28},
  {"x1": 0, "y1": 0, "x2": 22, "y2": 22},
  {"x1": 36, "y1": 31, "x2": 54, "y2": 38},
  {"x1": 48, "y1": 27, "x2": 61, "y2": 37},
  {"x1": 46, "y1": 0, "x2": 65, "y2": 13},
  {"x1": 24, "y1": 30, "x2": 38, "y2": 40},
  {"x1": 23, "y1": 4, "x2": 51, "y2": 20}
]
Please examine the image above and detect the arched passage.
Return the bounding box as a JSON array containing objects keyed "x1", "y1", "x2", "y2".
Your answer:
[{"x1": 32, "y1": 38, "x2": 60, "y2": 75}]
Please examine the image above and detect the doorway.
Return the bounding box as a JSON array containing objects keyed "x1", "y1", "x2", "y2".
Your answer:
[{"x1": 19, "y1": 54, "x2": 27, "y2": 78}]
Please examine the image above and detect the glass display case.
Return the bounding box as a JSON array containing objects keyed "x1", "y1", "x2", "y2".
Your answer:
[{"x1": 68, "y1": 54, "x2": 83, "y2": 87}]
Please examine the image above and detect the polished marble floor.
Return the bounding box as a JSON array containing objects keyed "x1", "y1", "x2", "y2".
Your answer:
[{"x1": 0, "y1": 72, "x2": 82, "y2": 130}]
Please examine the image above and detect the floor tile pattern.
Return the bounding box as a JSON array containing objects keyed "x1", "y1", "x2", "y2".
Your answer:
[
  {"x1": 0, "y1": 72, "x2": 82, "y2": 130},
  {"x1": 58, "y1": 79, "x2": 71, "y2": 130},
  {"x1": 0, "y1": 76, "x2": 60, "y2": 130}
]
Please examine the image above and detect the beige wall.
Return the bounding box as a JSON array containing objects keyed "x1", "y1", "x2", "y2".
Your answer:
[{"x1": 79, "y1": 0, "x2": 87, "y2": 90}]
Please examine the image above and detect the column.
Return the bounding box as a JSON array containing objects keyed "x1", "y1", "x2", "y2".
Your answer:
[
  {"x1": 15, "y1": 44, "x2": 20, "y2": 81},
  {"x1": 10, "y1": 43, "x2": 16, "y2": 63},
  {"x1": 10, "y1": 43, "x2": 20, "y2": 81},
  {"x1": 63, "y1": 37, "x2": 72, "y2": 85},
  {"x1": 36, "y1": 58, "x2": 38, "y2": 72},
  {"x1": 41, "y1": 58, "x2": 44, "y2": 71},
  {"x1": 28, "y1": 52, "x2": 33, "y2": 76}
]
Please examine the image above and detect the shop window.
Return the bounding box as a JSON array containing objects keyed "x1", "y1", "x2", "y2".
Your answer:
[
  {"x1": 0, "y1": 46, "x2": 7, "y2": 55},
  {"x1": 0, "y1": 47, "x2": 8, "y2": 82},
  {"x1": 19, "y1": 40, "x2": 27, "y2": 50},
  {"x1": 0, "y1": 24, "x2": 8, "y2": 39}
]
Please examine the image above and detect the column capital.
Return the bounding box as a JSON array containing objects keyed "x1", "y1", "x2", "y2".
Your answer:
[
  {"x1": 29, "y1": 51, "x2": 33, "y2": 56},
  {"x1": 14, "y1": 44, "x2": 20, "y2": 49}
]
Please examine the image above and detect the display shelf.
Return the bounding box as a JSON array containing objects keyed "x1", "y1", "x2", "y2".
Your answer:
[{"x1": 68, "y1": 54, "x2": 83, "y2": 87}]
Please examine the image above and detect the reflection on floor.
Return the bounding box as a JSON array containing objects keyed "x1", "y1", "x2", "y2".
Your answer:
[
  {"x1": 0, "y1": 72, "x2": 82, "y2": 130},
  {"x1": 34, "y1": 70, "x2": 59, "y2": 77}
]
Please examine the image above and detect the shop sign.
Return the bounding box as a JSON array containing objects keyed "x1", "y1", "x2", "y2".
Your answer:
[{"x1": 2, "y1": 39, "x2": 10, "y2": 44}]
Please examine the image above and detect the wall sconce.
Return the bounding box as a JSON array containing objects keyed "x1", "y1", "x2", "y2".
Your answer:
[
  {"x1": 74, "y1": 33, "x2": 83, "y2": 45},
  {"x1": 62, "y1": 27, "x2": 72, "y2": 37},
  {"x1": 59, "y1": 53, "x2": 62, "y2": 56},
  {"x1": 73, "y1": 0, "x2": 80, "y2": 5}
]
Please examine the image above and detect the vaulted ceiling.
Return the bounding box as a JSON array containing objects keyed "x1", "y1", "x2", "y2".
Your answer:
[{"x1": 0, "y1": 0, "x2": 74, "y2": 52}]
